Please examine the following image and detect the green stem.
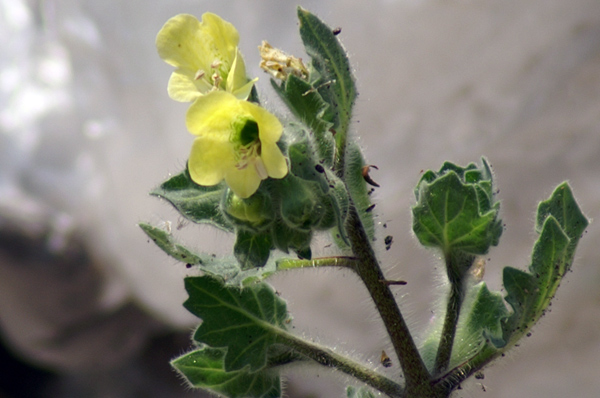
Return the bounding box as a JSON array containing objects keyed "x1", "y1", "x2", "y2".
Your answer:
[
  {"x1": 276, "y1": 328, "x2": 404, "y2": 397},
  {"x1": 345, "y1": 206, "x2": 433, "y2": 395},
  {"x1": 433, "y1": 252, "x2": 474, "y2": 376},
  {"x1": 276, "y1": 256, "x2": 357, "y2": 270},
  {"x1": 433, "y1": 284, "x2": 463, "y2": 375}
]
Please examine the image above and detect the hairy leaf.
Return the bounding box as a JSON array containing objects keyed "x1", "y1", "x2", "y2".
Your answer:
[
  {"x1": 184, "y1": 276, "x2": 289, "y2": 372},
  {"x1": 151, "y1": 168, "x2": 232, "y2": 231},
  {"x1": 139, "y1": 223, "x2": 276, "y2": 285},
  {"x1": 297, "y1": 7, "x2": 356, "y2": 152},
  {"x1": 412, "y1": 171, "x2": 501, "y2": 255},
  {"x1": 172, "y1": 347, "x2": 281, "y2": 398}
]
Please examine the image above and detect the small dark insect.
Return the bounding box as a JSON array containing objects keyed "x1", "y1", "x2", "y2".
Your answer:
[
  {"x1": 380, "y1": 350, "x2": 392, "y2": 368},
  {"x1": 380, "y1": 279, "x2": 407, "y2": 286},
  {"x1": 384, "y1": 235, "x2": 393, "y2": 250},
  {"x1": 185, "y1": 263, "x2": 192, "y2": 269},
  {"x1": 315, "y1": 164, "x2": 325, "y2": 173},
  {"x1": 365, "y1": 204, "x2": 376, "y2": 213},
  {"x1": 475, "y1": 372, "x2": 485, "y2": 380},
  {"x1": 362, "y1": 165, "x2": 380, "y2": 187},
  {"x1": 332, "y1": 27, "x2": 342, "y2": 35}
]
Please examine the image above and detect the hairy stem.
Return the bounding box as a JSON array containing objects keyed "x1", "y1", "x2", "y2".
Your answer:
[
  {"x1": 276, "y1": 329, "x2": 404, "y2": 397},
  {"x1": 276, "y1": 256, "x2": 358, "y2": 270},
  {"x1": 433, "y1": 252, "x2": 474, "y2": 375},
  {"x1": 345, "y1": 206, "x2": 433, "y2": 395}
]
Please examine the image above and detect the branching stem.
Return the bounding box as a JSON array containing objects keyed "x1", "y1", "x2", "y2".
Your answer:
[{"x1": 276, "y1": 329, "x2": 404, "y2": 397}]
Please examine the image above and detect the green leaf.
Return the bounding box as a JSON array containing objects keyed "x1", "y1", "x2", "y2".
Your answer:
[
  {"x1": 139, "y1": 223, "x2": 203, "y2": 265},
  {"x1": 297, "y1": 7, "x2": 357, "y2": 153},
  {"x1": 501, "y1": 183, "x2": 588, "y2": 344},
  {"x1": 270, "y1": 220, "x2": 313, "y2": 259},
  {"x1": 536, "y1": 182, "x2": 588, "y2": 257},
  {"x1": 151, "y1": 168, "x2": 232, "y2": 232},
  {"x1": 234, "y1": 230, "x2": 273, "y2": 269},
  {"x1": 184, "y1": 276, "x2": 289, "y2": 372},
  {"x1": 443, "y1": 281, "x2": 510, "y2": 370},
  {"x1": 172, "y1": 347, "x2": 281, "y2": 398},
  {"x1": 412, "y1": 171, "x2": 500, "y2": 255},
  {"x1": 344, "y1": 143, "x2": 374, "y2": 242},
  {"x1": 272, "y1": 77, "x2": 334, "y2": 165},
  {"x1": 139, "y1": 223, "x2": 277, "y2": 285},
  {"x1": 346, "y1": 386, "x2": 379, "y2": 398}
]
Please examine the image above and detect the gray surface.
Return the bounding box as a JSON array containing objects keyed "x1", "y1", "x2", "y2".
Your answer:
[{"x1": 1, "y1": 0, "x2": 599, "y2": 397}]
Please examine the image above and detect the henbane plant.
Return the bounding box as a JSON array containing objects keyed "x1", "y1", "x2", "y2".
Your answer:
[{"x1": 141, "y1": 8, "x2": 589, "y2": 398}]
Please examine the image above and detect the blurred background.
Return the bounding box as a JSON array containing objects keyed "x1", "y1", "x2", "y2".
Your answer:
[{"x1": 1, "y1": 0, "x2": 599, "y2": 397}]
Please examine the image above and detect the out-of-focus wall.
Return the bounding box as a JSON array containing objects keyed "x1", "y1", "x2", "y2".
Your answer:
[{"x1": 1, "y1": 0, "x2": 599, "y2": 397}]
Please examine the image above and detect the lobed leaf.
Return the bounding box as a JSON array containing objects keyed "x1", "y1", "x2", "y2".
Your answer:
[
  {"x1": 172, "y1": 347, "x2": 281, "y2": 398},
  {"x1": 184, "y1": 276, "x2": 289, "y2": 372},
  {"x1": 412, "y1": 171, "x2": 501, "y2": 255}
]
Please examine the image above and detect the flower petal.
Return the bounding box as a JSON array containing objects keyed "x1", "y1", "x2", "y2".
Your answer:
[
  {"x1": 261, "y1": 141, "x2": 288, "y2": 179},
  {"x1": 188, "y1": 135, "x2": 236, "y2": 186},
  {"x1": 224, "y1": 166, "x2": 263, "y2": 199},
  {"x1": 199, "y1": 13, "x2": 239, "y2": 68},
  {"x1": 156, "y1": 14, "x2": 206, "y2": 70},
  {"x1": 226, "y1": 49, "x2": 257, "y2": 100},
  {"x1": 167, "y1": 69, "x2": 208, "y2": 102},
  {"x1": 186, "y1": 91, "x2": 242, "y2": 136}
]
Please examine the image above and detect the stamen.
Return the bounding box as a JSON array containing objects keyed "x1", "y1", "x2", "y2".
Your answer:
[
  {"x1": 211, "y1": 60, "x2": 222, "y2": 69},
  {"x1": 254, "y1": 159, "x2": 268, "y2": 179},
  {"x1": 194, "y1": 70, "x2": 206, "y2": 80}
]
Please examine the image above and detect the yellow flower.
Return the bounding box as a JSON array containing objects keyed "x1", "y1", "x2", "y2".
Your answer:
[
  {"x1": 186, "y1": 91, "x2": 288, "y2": 198},
  {"x1": 156, "y1": 13, "x2": 257, "y2": 101}
]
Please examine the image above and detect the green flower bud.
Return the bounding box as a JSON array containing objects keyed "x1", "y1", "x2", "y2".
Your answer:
[{"x1": 222, "y1": 188, "x2": 274, "y2": 231}]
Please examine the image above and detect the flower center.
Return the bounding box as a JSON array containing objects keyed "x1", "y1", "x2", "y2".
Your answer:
[
  {"x1": 194, "y1": 60, "x2": 226, "y2": 91},
  {"x1": 231, "y1": 118, "x2": 267, "y2": 178}
]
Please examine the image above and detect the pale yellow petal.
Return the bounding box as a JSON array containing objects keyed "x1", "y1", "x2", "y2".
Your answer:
[
  {"x1": 226, "y1": 49, "x2": 257, "y2": 99},
  {"x1": 199, "y1": 13, "x2": 239, "y2": 69},
  {"x1": 167, "y1": 70, "x2": 209, "y2": 102},
  {"x1": 186, "y1": 91, "x2": 243, "y2": 136},
  {"x1": 156, "y1": 14, "x2": 206, "y2": 70},
  {"x1": 188, "y1": 135, "x2": 236, "y2": 186},
  {"x1": 224, "y1": 167, "x2": 263, "y2": 199},
  {"x1": 261, "y1": 141, "x2": 288, "y2": 179}
]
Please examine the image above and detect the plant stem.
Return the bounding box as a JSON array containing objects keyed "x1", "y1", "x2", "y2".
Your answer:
[
  {"x1": 345, "y1": 206, "x2": 433, "y2": 395},
  {"x1": 433, "y1": 283, "x2": 463, "y2": 375},
  {"x1": 276, "y1": 328, "x2": 404, "y2": 397},
  {"x1": 276, "y1": 256, "x2": 358, "y2": 270},
  {"x1": 433, "y1": 252, "x2": 474, "y2": 375}
]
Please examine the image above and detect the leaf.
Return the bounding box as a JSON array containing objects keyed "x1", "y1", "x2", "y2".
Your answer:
[
  {"x1": 536, "y1": 182, "x2": 588, "y2": 257},
  {"x1": 297, "y1": 7, "x2": 357, "y2": 144},
  {"x1": 272, "y1": 77, "x2": 334, "y2": 165},
  {"x1": 234, "y1": 230, "x2": 274, "y2": 269},
  {"x1": 184, "y1": 276, "x2": 289, "y2": 372},
  {"x1": 139, "y1": 223, "x2": 276, "y2": 285},
  {"x1": 172, "y1": 347, "x2": 281, "y2": 398},
  {"x1": 151, "y1": 168, "x2": 232, "y2": 232},
  {"x1": 140, "y1": 223, "x2": 203, "y2": 264},
  {"x1": 346, "y1": 386, "x2": 379, "y2": 398},
  {"x1": 501, "y1": 183, "x2": 588, "y2": 344},
  {"x1": 344, "y1": 143, "x2": 374, "y2": 242},
  {"x1": 412, "y1": 171, "x2": 500, "y2": 255},
  {"x1": 443, "y1": 183, "x2": 588, "y2": 385},
  {"x1": 442, "y1": 281, "x2": 510, "y2": 370}
]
